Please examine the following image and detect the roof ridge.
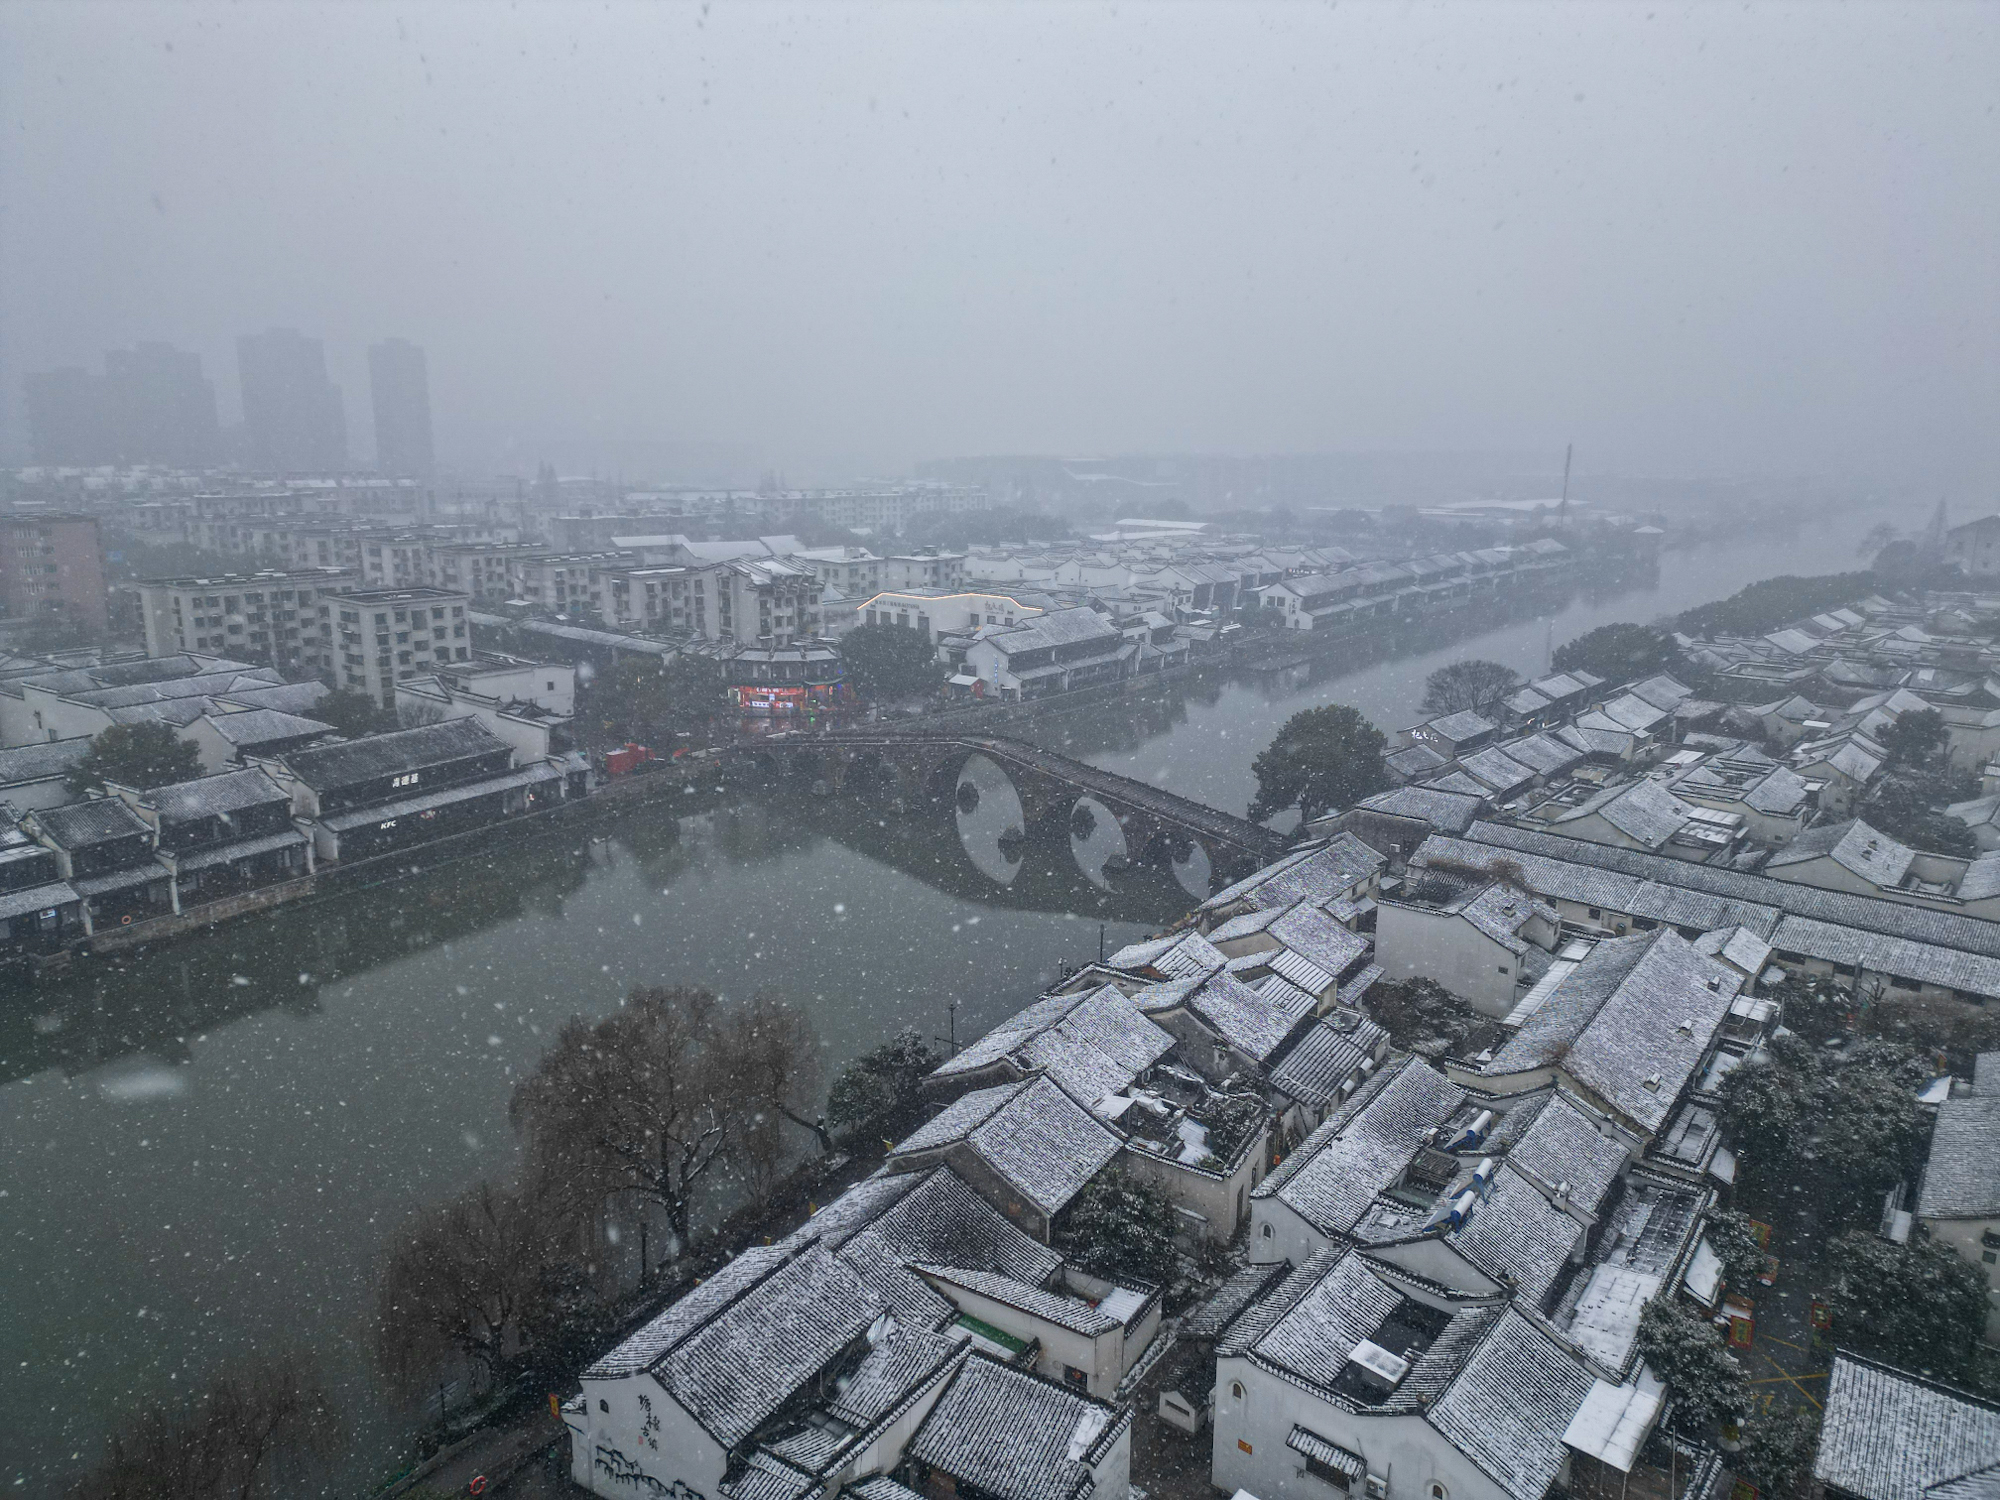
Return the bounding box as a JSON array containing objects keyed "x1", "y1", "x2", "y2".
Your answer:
[
  {"x1": 645, "y1": 1240, "x2": 819, "y2": 1371},
  {"x1": 1830, "y1": 1347, "x2": 2000, "y2": 1413}
]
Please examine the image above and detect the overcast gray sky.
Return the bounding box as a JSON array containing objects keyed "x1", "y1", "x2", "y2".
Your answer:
[{"x1": 3, "y1": 1, "x2": 1995, "y2": 485}]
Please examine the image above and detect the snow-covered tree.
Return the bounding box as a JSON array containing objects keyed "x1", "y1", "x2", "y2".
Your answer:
[
  {"x1": 1419, "y1": 659, "x2": 1520, "y2": 716},
  {"x1": 1826, "y1": 1229, "x2": 1988, "y2": 1380},
  {"x1": 1053, "y1": 1167, "x2": 1182, "y2": 1286},
  {"x1": 1702, "y1": 1208, "x2": 1768, "y2": 1295},
  {"x1": 1636, "y1": 1297, "x2": 1746, "y2": 1435}
]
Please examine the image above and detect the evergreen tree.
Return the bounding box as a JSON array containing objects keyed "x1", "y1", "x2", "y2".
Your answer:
[
  {"x1": 1248, "y1": 704, "x2": 1390, "y2": 823},
  {"x1": 66, "y1": 721, "x2": 201, "y2": 793}
]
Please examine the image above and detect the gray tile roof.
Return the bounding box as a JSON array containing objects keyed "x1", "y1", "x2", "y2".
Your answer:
[
  {"x1": 280, "y1": 717, "x2": 507, "y2": 790},
  {"x1": 912, "y1": 1264, "x2": 1119, "y2": 1335},
  {"x1": 34, "y1": 797, "x2": 150, "y2": 849},
  {"x1": 583, "y1": 1244, "x2": 793, "y2": 1377},
  {"x1": 1813, "y1": 1353, "x2": 2000, "y2": 1500},
  {"x1": 907, "y1": 1356, "x2": 1126, "y2": 1500},
  {"x1": 141, "y1": 768, "x2": 288, "y2": 823},
  {"x1": 1188, "y1": 967, "x2": 1315, "y2": 1064},
  {"x1": 1203, "y1": 833, "x2": 1384, "y2": 912},
  {"x1": 1353, "y1": 785, "x2": 1485, "y2": 833},
  {"x1": 1427, "y1": 710, "x2": 1496, "y2": 743},
  {"x1": 1505, "y1": 1094, "x2": 1628, "y2": 1217},
  {"x1": 931, "y1": 985, "x2": 1175, "y2": 1107},
  {"x1": 652, "y1": 1244, "x2": 881, "y2": 1447},
  {"x1": 1268, "y1": 1015, "x2": 1388, "y2": 1109},
  {"x1": 1427, "y1": 1309, "x2": 1596, "y2": 1500},
  {"x1": 1183, "y1": 1261, "x2": 1293, "y2": 1344},
  {"x1": 1251, "y1": 1248, "x2": 1405, "y2": 1389},
  {"x1": 0, "y1": 736, "x2": 91, "y2": 785},
  {"x1": 1459, "y1": 747, "x2": 1536, "y2": 794},
  {"x1": 1443, "y1": 1165, "x2": 1582, "y2": 1306},
  {"x1": 1485, "y1": 931, "x2": 1738, "y2": 1134},
  {"x1": 1558, "y1": 779, "x2": 1693, "y2": 849},
  {"x1": 1501, "y1": 733, "x2": 1584, "y2": 777},
  {"x1": 200, "y1": 708, "x2": 333, "y2": 746},
  {"x1": 898, "y1": 1077, "x2": 1123, "y2": 1217},
  {"x1": 1258, "y1": 1057, "x2": 1465, "y2": 1236},
  {"x1": 1918, "y1": 1093, "x2": 2000, "y2": 1219},
  {"x1": 1767, "y1": 819, "x2": 1914, "y2": 888},
  {"x1": 823, "y1": 1326, "x2": 964, "y2": 1430},
  {"x1": 1267, "y1": 902, "x2": 1371, "y2": 978},
  {"x1": 1438, "y1": 821, "x2": 2000, "y2": 962}
]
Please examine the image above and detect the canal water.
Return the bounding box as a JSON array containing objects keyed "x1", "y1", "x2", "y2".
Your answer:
[{"x1": 0, "y1": 522, "x2": 1880, "y2": 1492}]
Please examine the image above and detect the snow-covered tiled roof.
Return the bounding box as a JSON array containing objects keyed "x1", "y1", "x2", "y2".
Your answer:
[
  {"x1": 1505, "y1": 1094, "x2": 1629, "y2": 1217},
  {"x1": 1202, "y1": 833, "x2": 1384, "y2": 913},
  {"x1": 1258, "y1": 1057, "x2": 1466, "y2": 1236},
  {"x1": 1426, "y1": 710, "x2": 1497, "y2": 743},
  {"x1": 280, "y1": 717, "x2": 507, "y2": 789},
  {"x1": 33, "y1": 797, "x2": 149, "y2": 848},
  {"x1": 1557, "y1": 779, "x2": 1695, "y2": 849},
  {"x1": 1443, "y1": 1165, "x2": 1583, "y2": 1306},
  {"x1": 649, "y1": 1245, "x2": 881, "y2": 1447},
  {"x1": 1268, "y1": 1015, "x2": 1388, "y2": 1110},
  {"x1": 1814, "y1": 1353, "x2": 2000, "y2": 1500},
  {"x1": 1458, "y1": 747, "x2": 1536, "y2": 794},
  {"x1": 1767, "y1": 819, "x2": 1914, "y2": 888},
  {"x1": 140, "y1": 767, "x2": 288, "y2": 823},
  {"x1": 907, "y1": 1356, "x2": 1127, "y2": 1500},
  {"x1": 1351, "y1": 785, "x2": 1486, "y2": 832},
  {"x1": 1187, "y1": 967, "x2": 1315, "y2": 1064},
  {"x1": 1484, "y1": 931, "x2": 1737, "y2": 1134},
  {"x1": 913, "y1": 1264, "x2": 1119, "y2": 1336},
  {"x1": 1251, "y1": 1249, "x2": 1406, "y2": 1389},
  {"x1": 1918, "y1": 1092, "x2": 2000, "y2": 1219},
  {"x1": 1427, "y1": 1309, "x2": 1598, "y2": 1500},
  {"x1": 198, "y1": 707, "x2": 333, "y2": 746},
  {"x1": 930, "y1": 985, "x2": 1175, "y2": 1109},
  {"x1": 1501, "y1": 733, "x2": 1584, "y2": 778}
]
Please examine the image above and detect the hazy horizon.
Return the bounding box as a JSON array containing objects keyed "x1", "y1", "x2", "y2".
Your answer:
[{"x1": 3, "y1": 2, "x2": 1995, "y2": 489}]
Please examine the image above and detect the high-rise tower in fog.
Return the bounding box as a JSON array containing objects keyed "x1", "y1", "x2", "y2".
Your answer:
[
  {"x1": 237, "y1": 327, "x2": 346, "y2": 472},
  {"x1": 22, "y1": 342, "x2": 220, "y2": 467},
  {"x1": 368, "y1": 337, "x2": 434, "y2": 476}
]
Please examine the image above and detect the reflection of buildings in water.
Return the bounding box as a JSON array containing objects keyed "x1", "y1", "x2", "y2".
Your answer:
[{"x1": 0, "y1": 839, "x2": 595, "y2": 1090}]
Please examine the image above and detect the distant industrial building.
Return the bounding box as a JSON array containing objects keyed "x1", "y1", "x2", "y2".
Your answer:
[
  {"x1": 237, "y1": 328, "x2": 346, "y2": 472},
  {"x1": 367, "y1": 337, "x2": 434, "y2": 476}
]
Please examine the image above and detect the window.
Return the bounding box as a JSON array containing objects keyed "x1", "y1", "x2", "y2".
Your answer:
[
  {"x1": 1497, "y1": 965, "x2": 1509, "y2": 975},
  {"x1": 1260, "y1": 1221, "x2": 1272, "y2": 1239},
  {"x1": 1062, "y1": 1365, "x2": 1087, "y2": 1389},
  {"x1": 599, "y1": 1400, "x2": 608, "y2": 1413},
  {"x1": 1305, "y1": 1458, "x2": 1352, "y2": 1491},
  {"x1": 1429, "y1": 1486, "x2": 1448, "y2": 1500},
  {"x1": 1228, "y1": 1382, "x2": 1244, "y2": 1400}
]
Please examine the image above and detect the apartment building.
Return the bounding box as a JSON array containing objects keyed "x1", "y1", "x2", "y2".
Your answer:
[
  {"x1": 0, "y1": 513, "x2": 109, "y2": 633},
  {"x1": 327, "y1": 586, "x2": 473, "y2": 706},
  {"x1": 133, "y1": 568, "x2": 355, "y2": 675},
  {"x1": 705, "y1": 558, "x2": 819, "y2": 646}
]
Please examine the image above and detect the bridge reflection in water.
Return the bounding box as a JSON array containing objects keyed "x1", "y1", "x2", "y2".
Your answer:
[{"x1": 726, "y1": 730, "x2": 1287, "y2": 905}]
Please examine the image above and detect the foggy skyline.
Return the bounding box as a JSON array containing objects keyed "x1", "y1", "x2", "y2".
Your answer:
[{"x1": 3, "y1": 2, "x2": 1995, "y2": 486}]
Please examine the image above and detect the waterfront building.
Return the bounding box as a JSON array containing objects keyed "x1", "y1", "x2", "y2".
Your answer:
[
  {"x1": 562, "y1": 1163, "x2": 1132, "y2": 1500},
  {"x1": 114, "y1": 767, "x2": 313, "y2": 906},
  {"x1": 960, "y1": 607, "x2": 1131, "y2": 701},
  {"x1": 394, "y1": 659, "x2": 578, "y2": 762},
  {"x1": 0, "y1": 512, "x2": 110, "y2": 634},
  {"x1": 259, "y1": 716, "x2": 567, "y2": 863},
  {"x1": 858, "y1": 587, "x2": 1043, "y2": 645},
  {"x1": 23, "y1": 798, "x2": 174, "y2": 933},
  {"x1": 7, "y1": 657, "x2": 288, "y2": 748},
  {"x1": 0, "y1": 814, "x2": 82, "y2": 957}
]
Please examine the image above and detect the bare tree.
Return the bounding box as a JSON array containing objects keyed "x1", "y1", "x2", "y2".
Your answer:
[
  {"x1": 374, "y1": 1179, "x2": 557, "y2": 1397},
  {"x1": 1419, "y1": 659, "x2": 1520, "y2": 716},
  {"x1": 714, "y1": 992, "x2": 827, "y2": 1203},
  {"x1": 68, "y1": 1353, "x2": 341, "y2": 1500},
  {"x1": 510, "y1": 985, "x2": 737, "y2": 1252}
]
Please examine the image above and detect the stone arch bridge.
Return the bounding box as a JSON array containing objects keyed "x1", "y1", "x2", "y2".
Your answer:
[{"x1": 723, "y1": 731, "x2": 1288, "y2": 895}]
